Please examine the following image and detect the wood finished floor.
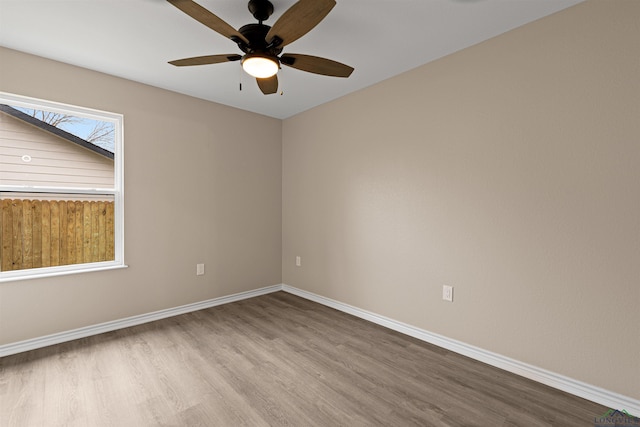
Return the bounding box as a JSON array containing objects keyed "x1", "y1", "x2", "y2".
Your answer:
[{"x1": 1, "y1": 291, "x2": 607, "y2": 426}]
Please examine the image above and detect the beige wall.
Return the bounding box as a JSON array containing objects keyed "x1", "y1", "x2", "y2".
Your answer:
[
  {"x1": 283, "y1": 0, "x2": 639, "y2": 399},
  {"x1": 0, "y1": 47, "x2": 282, "y2": 344}
]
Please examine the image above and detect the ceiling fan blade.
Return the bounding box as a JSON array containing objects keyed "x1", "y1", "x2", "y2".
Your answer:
[
  {"x1": 167, "y1": 0, "x2": 249, "y2": 44},
  {"x1": 266, "y1": 0, "x2": 336, "y2": 48},
  {"x1": 281, "y1": 54, "x2": 353, "y2": 78},
  {"x1": 257, "y1": 75, "x2": 278, "y2": 95},
  {"x1": 169, "y1": 54, "x2": 242, "y2": 67}
]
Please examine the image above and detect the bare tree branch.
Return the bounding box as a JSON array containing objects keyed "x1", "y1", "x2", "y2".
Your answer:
[
  {"x1": 24, "y1": 108, "x2": 82, "y2": 128},
  {"x1": 17, "y1": 107, "x2": 115, "y2": 152},
  {"x1": 86, "y1": 122, "x2": 115, "y2": 145}
]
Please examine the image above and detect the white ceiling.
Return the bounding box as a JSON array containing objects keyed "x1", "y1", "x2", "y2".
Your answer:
[{"x1": 0, "y1": 0, "x2": 582, "y2": 119}]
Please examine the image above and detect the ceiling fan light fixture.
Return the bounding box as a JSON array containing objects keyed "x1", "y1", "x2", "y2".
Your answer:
[{"x1": 242, "y1": 54, "x2": 279, "y2": 78}]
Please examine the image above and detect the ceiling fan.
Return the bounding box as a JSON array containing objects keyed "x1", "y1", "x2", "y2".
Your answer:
[{"x1": 167, "y1": 0, "x2": 355, "y2": 95}]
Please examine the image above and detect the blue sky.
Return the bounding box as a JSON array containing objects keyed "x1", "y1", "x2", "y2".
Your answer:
[{"x1": 12, "y1": 105, "x2": 115, "y2": 153}]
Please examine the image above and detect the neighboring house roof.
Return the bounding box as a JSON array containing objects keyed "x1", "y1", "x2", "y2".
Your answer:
[{"x1": 0, "y1": 104, "x2": 114, "y2": 160}]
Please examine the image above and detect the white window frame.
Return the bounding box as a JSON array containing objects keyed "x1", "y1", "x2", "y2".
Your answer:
[{"x1": 0, "y1": 92, "x2": 126, "y2": 282}]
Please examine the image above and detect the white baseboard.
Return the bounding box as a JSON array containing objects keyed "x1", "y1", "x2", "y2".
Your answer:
[
  {"x1": 0, "y1": 284, "x2": 281, "y2": 358},
  {"x1": 281, "y1": 284, "x2": 639, "y2": 415}
]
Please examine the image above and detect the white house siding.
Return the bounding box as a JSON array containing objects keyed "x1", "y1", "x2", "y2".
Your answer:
[{"x1": 0, "y1": 111, "x2": 114, "y2": 189}]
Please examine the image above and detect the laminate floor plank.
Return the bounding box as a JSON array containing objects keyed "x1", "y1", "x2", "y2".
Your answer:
[{"x1": 0, "y1": 291, "x2": 607, "y2": 426}]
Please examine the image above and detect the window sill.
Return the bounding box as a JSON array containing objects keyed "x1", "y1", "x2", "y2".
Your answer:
[{"x1": 0, "y1": 263, "x2": 128, "y2": 283}]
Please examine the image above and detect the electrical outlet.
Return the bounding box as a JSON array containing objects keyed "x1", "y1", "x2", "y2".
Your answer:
[
  {"x1": 442, "y1": 285, "x2": 453, "y2": 302},
  {"x1": 196, "y1": 263, "x2": 205, "y2": 276},
  {"x1": 295, "y1": 256, "x2": 301, "y2": 267}
]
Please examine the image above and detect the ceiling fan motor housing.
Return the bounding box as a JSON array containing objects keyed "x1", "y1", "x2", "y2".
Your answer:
[{"x1": 238, "y1": 23, "x2": 283, "y2": 56}]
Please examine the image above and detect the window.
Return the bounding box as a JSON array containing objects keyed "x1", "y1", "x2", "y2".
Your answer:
[{"x1": 0, "y1": 92, "x2": 124, "y2": 281}]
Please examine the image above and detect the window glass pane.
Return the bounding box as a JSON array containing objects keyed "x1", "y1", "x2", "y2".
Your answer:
[
  {"x1": 0, "y1": 192, "x2": 115, "y2": 272},
  {"x1": 0, "y1": 104, "x2": 115, "y2": 189}
]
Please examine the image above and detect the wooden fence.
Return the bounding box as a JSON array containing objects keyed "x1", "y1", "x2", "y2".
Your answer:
[{"x1": 1, "y1": 198, "x2": 114, "y2": 272}]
